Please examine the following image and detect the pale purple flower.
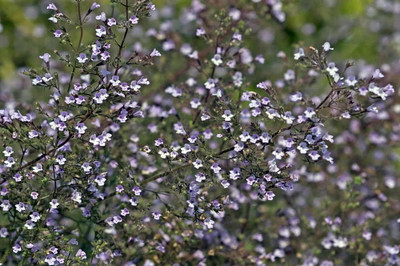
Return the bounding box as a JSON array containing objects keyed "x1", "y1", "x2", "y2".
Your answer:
[
  {"x1": 96, "y1": 26, "x2": 107, "y2": 37},
  {"x1": 46, "y1": 3, "x2": 57, "y2": 10},
  {"x1": 90, "y1": 2, "x2": 100, "y2": 10},
  {"x1": 39, "y1": 53, "x2": 51, "y2": 63},
  {"x1": 53, "y1": 30, "x2": 63, "y2": 38},
  {"x1": 133, "y1": 186, "x2": 142, "y2": 196},
  {"x1": 129, "y1": 15, "x2": 139, "y2": 24},
  {"x1": 152, "y1": 211, "x2": 161, "y2": 220},
  {"x1": 107, "y1": 18, "x2": 117, "y2": 27},
  {"x1": 77, "y1": 53, "x2": 88, "y2": 63}
]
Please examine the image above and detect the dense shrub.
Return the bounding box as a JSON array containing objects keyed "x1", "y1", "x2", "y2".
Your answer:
[{"x1": 0, "y1": 0, "x2": 399, "y2": 265}]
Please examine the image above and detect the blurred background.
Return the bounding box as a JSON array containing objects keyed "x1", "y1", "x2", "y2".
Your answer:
[{"x1": 1, "y1": 0, "x2": 400, "y2": 94}]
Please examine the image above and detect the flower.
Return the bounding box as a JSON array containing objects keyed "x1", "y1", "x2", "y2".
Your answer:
[
  {"x1": 204, "y1": 218, "x2": 215, "y2": 229},
  {"x1": 75, "y1": 122, "x2": 87, "y2": 135},
  {"x1": 3, "y1": 146, "x2": 13, "y2": 156},
  {"x1": 325, "y1": 63, "x2": 337, "y2": 76},
  {"x1": 133, "y1": 186, "x2": 142, "y2": 196},
  {"x1": 150, "y1": 49, "x2": 161, "y2": 57},
  {"x1": 53, "y1": 30, "x2": 63, "y2": 38},
  {"x1": 90, "y1": 2, "x2": 100, "y2": 10},
  {"x1": 40, "y1": 53, "x2": 51, "y2": 63},
  {"x1": 152, "y1": 211, "x2": 161, "y2": 220},
  {"x1": 129, "y1": 15, "x2": 139, "y2": 24},
  {"x1": 107, "y1": 18, "x2": 117, "y2": 27},
  {"x1": 211, "y1": 54, "x2": 223, "y2": 66},
  {"x1": 193, "y1": 159, "x2": 203, "y2": 169},
  {"x1": 77, "y1": 53, "x2": 88, "y2": 63},
  {"x1": 322, "y1": 42, "x2": 334, "y2": 51},
  {"x1": 196, "y1": 27, "x2": 205, "y2": 36},
  {"x1": 294, "y1": 48, "x2": 305, "y2": 60},
  {"x1": 96, "y1": 12, "x2": 106, "y2": 21},
  {"x1": 5, "y1": 157, "x2": 15, "y2": 168},
  {"x1": 96, "y1": 26, "x2": 107, "y2": 37},
  {"x1": 46, "y1": 3, "x2": 57, "y2": 10},
  {"x1": 308, "y1": 150, "x2": 320, "y2": 161},
  {"x1": 211, "y1": 163, "x2": 221, "y2": 174},
  {"x1": 195, "y1": 172, "x2": 206, "y2": 182}
]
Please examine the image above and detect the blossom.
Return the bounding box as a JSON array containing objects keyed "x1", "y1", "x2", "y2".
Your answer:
[
  {"x1": 129, "y1": 15, "x2": 139, "y2": 24},
  {"x1": 290, "y1": 91, "x2": 302, "y2": 102},
  {"x1": 75, "y1": 122, "x2": 87, "y2": 135},
  {"x1": 196, "y1": 27, "x2": 205, "y2": 36},
  {"x1": 96, "y1": 26, "x2": 107, "y2": 37},
  {"x1": 53, "y1": 30, "x2": 63, "y2": 38},
  {"x1": 150, "y1": 49, "x2": 161, "y2": 57},
  {"x1": 50, "y1": 199, "x2": 59, "y2": 209},
  {"x1": 39, "y1": 53, "x2": 51, "y2": 63},
  {"x1": 308, "y1": 150, "x2": 320, "y2": 161},
  {"x1": 96, "y1": 12, "x2": 106, "y2": 21},
  {"x1": 107, "y1": 18, "x2": 117, "y2": 27},
  {"x1": 211, "y1": 163, "x2": 221, "y2": 174},
  {"x1": 322, "y1": 42, "x2": 334, "y2": 51},
  {"x1": 129, "y1": 197, "x2": 138, "y2": 206},
  {"x1": 190, "y1": 98, "x2": 201, "y2": 109},
  {"x1": 15, "y1": 202, "x2": 26, "y2": 212},
  {"x1": 204, "y1": 218, "x2": 215, "y2": 229},
  {"x1": 193, "y1": 159, "x2": 203, "y2": 169},
  {"x1": 373, "y1": 68, "x2": 384, "y2": 79},
  {"x1": 31, "y1": 192, "x2": 39, "y2": 199},
  {"x1": 13, "y1": 244, "x2": 22, "y2": 254},
  {"x1": 76, "y1": 249, "x2": 87, "y2": 260},
  {"x1": 132, "y1": 186, "x2": 142, "y2": 196},
  {"x1": 5, "y1": 157, "x2": 15, "y2": 168},
  {"x1": 3, "y1": 146, "x2": 13, "y2": 156},
  {"x1": 152, "y1": 211, "x2": 161, "y2": 220},
  {"x1": 90, "y1": 2, "x2": 100, "y2": 10},
  {"x1": 77, "y1": 53, "x2": 88, "y2": 63},
  {"x1": 195, "y1": 172, "x2": 206, "y2": 182},
  {"x1": 326, "y1": 63, "x2": 338, "y2": 77},
  {"x1": 294, "y1": 48, "x2": 305, "y2": 60},
  {"x1": 46, "y1": 3, "x2": 57, "y2": 10},
  {"x1": 222, "y1": 110, "x2": 234, "y2": 121},
  {"x1": 229, "y1": 168, "x2": 241, "y2": 180},
  {"x1": 0, "y1": 228, "x2": 8, "y2": 238},
  {"x1": 211, "y1": 54, "x2": 223, "y2": 66}
]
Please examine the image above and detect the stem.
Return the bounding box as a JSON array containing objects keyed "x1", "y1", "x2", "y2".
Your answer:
[
  {"x1": 113, "y1": 0, "x2": 129, "y2": 75},
  {"x1": 67, "y1": 0, "x2": 84, "y2": 91},
  {"x1": 141, "y1": 163, "x2": 191, "y2": 185},
  {"x1": 0, "y1": 230, "x2": 22, "y2": 264},
  {"x1": 16, "y1": 109, "x2": 94, "y2": 172}
]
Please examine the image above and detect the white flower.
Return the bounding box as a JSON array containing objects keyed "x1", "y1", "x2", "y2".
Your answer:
[
  {"x1": 204, "y1": 218, "x2": 215, "y2": 229},
  {"x1": 326, "y1": 62, "x2": 338, "y2": 77},
  {"x1": 373, "y1": 68, "x2": 384, "y2": 79},
  {"x1": 322, "y1": 42, "x2": 334, "y2": 51},
  {"x1": 221, "y1": 110, "x2": 234, "y2": 121},
  {"x1": 32, "y1": 163, "x2": 43, "y2": 173},
  {"x1": 211, "y1": 54, "x2": 223, "y2": 66},
  {"x1": 193, "y1": 159, "x2": 203, "y2": 169},
  {"x1": 95, "y1": 25, "x2": 107, "y2": 37},
  {"x1": 77, "y1": 53, "x2": 88, "y2": 63},
  {"x1": 150, "y1": 49, "x2": 161, "y2": 57},
  {"x1": 294, "y1": 48, "x2": 305, "y2": 60},
  {"x1": 39, "y1": 53, "x2": 51, "y2": 63},
  {"x1": 196, "y1": 27, "x2": 205, "y2": 36},
  {"x1": 3, "y1": 146, "x2": 13, "y2": 156}
]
